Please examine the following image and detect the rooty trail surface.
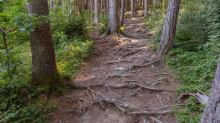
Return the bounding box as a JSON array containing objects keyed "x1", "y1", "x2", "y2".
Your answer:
[{"x1": 50, "y1": 10, "x2": 180, "y2": 123}]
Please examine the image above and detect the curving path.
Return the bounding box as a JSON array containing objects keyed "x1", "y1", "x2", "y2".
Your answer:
[{"x1": 50, "y1": 10, "x2": 180, "y2": 123}]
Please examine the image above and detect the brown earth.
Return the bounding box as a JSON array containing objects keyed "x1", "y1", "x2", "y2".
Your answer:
[{"x1": 50, "y1": 10, "x2": 181, "y2": 123}]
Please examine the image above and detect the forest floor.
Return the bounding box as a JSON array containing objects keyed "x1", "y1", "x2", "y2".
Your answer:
[{"x1": 50, "y1": 10, "x2": 182, "y2": 123}]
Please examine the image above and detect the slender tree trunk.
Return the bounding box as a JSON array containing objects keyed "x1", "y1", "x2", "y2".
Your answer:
[
  {"x1": 94, "y1": 0, "x2": 99, "y2": 25},
  {"x1": 200, "y1": 55, "x2": 220, "y2": 123},
  {"x1": 0, "y1": 28, "x2": 11, "y2": 80},
  {"x1": 91, "y1": 0, "x2": 93, "y2": 21},
  {"x1": 27, "y1": 0, "x2": 61, "y2": 91},
  {"x1": 144, "y1": 0, "x2": 147, "y2": 17},
  {"x1": 50, "y1": 0, "x2": 53, "y2": 8},
  {"x1": 104, "y1": 0, "x2": 106, "y2": 16},
  {"x1": 109, "y1": 0, "x2": 120, "y2": 34},
  {"x1": 125, "y1": 0, "x2": 127, "y2": 11},
  {"x1": 120, "y1": 0, "x2": 125, "y2": 26},
  {"x1": 140, "y1": 0, "x2": 142, "y2": 8},
  {"x1": 107, "y1": 0, "x2": 109, "y2": 16},
  {"x1": 101, "y1": 0, "x2": 103, "y2": 15},
  {"x1": 157, "y1": 0, "x2": 180, "y2": 54},
  {"x1": 82, "y1": 0, "x2": 85, "y2": 10},
  {"x1": 131, "y1": 0, "x2": 134, "y2": 17}
]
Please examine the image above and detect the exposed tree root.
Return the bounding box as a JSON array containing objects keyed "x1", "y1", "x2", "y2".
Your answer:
[
  {"x1": 148, "y1": 73, "x2": 171, "y2": 77},
  {"x1": 119, "y1": 49, "x2": 141, "y2": 59},
  {"x1": 141, "y1": 53, "x2": 153, "y2": 65},
  {"x1": 176, "y1": 92, "x2": 208, "y2": 104},
  {"x1": 149, "y1": 117, "x2": 162, "y2": 123},
  {"x1": 158, "y1": 77, "x2": 174, "y2": 84},
  {"x1": 93, "y1": 98, "x2": 138, "y2": 113},
  {"x1": 67, "y1": 82, "x2": 170, "y2": 91},
  {"x1": 151, "y1": 104, "x2": 185, "y2": 110},
  {"x1": 156, "y1": 94, "x2": 163, "y2": 106},
  {"x1": 130, "y1": 87, "x2": 142, "y2": 96},
  {"x1": 128, "y1": 110, "x2": 174, "y2": 115},
  {"x1": 128, "y1": 59, "x2": 161, "y2": 71},
  {"x1": 101, "y1": 74, "x2": 134, "y2": 81}
]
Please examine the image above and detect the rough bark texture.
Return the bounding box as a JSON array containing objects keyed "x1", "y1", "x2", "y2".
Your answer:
[
  {"x1": 120, "y1": 0, "x2": 125, "y2": 26},
  {"x1": 157, "y1": 0, "x2": 180, "y2": 54},
  {"x1": 144, "y1": 0, "x2": 147, "y2": 17},
  {"x1": 27, "y1": 0, "x2": 60, "y2": 85},
  {"x1": 200, "y1": 55, "x2": 220, "y2": 123},
  {"x1": 94, "y1": 0, "x2": 99, "y2": 25},
  {"x1": 108, "y1": 0, "x2": 120, "y2": 34}
]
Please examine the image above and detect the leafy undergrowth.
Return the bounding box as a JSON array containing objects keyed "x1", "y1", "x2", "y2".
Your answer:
[
  {"x1": 145, "y1": 1, "x2": 220, "y2": 123},
  {"x1": 0, "y1": 1, "x2": 94, "y2": 122}
]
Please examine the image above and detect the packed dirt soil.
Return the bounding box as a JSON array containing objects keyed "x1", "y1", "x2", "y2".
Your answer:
[{"x1": 50, "y1": 10, "x2": 181, "y2": 123}]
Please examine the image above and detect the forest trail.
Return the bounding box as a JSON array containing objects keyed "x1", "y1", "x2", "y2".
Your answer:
[{"x1": 50, "y1": 10, "x2": 180, "y2": 123}]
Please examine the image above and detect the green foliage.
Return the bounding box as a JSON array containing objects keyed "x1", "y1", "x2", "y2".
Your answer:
[
  {"x1": 0, "y1": 0, "x2": 94, "y2": 122},
  {"x1": 98, "y1": 15, "x2": 109, "y2": 36},
  {"x1": 177, "y1": 97, "x2": 206, "y2": 123},
  {"x1": 146, "y1": 0, "x2": 220, "y2": 122}
]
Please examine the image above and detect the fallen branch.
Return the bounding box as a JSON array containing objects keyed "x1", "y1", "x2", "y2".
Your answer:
[{"x1": 176, "y1": 92, "x2": 208, "y2": 104}]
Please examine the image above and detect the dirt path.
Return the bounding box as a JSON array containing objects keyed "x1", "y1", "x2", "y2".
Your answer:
[{"x1": 50, "y1": 11, "x2": 180, "y2": 123}]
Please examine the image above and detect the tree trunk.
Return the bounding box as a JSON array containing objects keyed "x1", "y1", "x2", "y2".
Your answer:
[
  {"x1": 140, "y1": 0, "x2": 143, "y2": 8},
  {"x1": 200, "y1": 55, "x2": 220, "y2": 123},
  {"x1": 125, "y1": 0, "x2": 127, "y2": 11},
  {"x1": 131, "y1": 0, "x2": 134, "y2": 17},
  {"x1": 91, "y1": 0, "x2": 93, "y2": 21},
  {"x1": 144, "y1": 0, "x2": 147, "y2": 17},
  {"x1": 82, "y1": 0, "x2": 85, "y2": 10},
  {"x1": 109, "y1": 0, "x2": 120, "y2": 34},
  {"x1": 101, "y1": 0, "x2": 103, "y2": 15},
  {"x1": 27, "y1": 0, "x2": 61, "y2": 92},
  {"x1": 157, "y1": 0, "x2": 180, "y2": 54},
  {"x1": 94, "y1": 0, "x2": 99, "y2": 25},
  {"x1": 50, "y1": 0, "x2": 53, "y2": 8},
  {"x1": 104, "y1": 0, "x2": 106, "y2": 16},
  {"x1": 120, "y1": 0, "x2": 125, "y2": 26}
]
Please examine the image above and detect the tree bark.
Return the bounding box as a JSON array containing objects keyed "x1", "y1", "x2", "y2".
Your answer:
[
  {"x1": 144, "y1": 0, "x2": 147, "y2": 17},
  {"x1": 109, "y1": 0, "x2": 120, "y2": 34},
  {"x1": 157, "y1": 0, "x2": 180, "y2": 54},
  {"x1": 27, "y1": 0, "x2": 61, "y2": 91},
  {"x1": 140, "y1": 0, "x2": 143, "y2": 8},
  {"x1": 200, "y1": 55, "x2": 220, "y2": 123},
  {"x1": 101, "y1": 0, "x2": 103, "y2": 15},
  {"x1": 91, "y1": 0, "x2": 93, "y2": 21},
  {"x1": 131, "y1": 0, "x2": 134, "y2": 17},
  {"x1": 82, "y1": 0, "x2": 85, "y2": 10},
  {"x1": 120, "y1": 0, "x2": 125, "y2": 26},
  {"x1": 94, "y1": 0, "x2": 99, "y2": 25}
]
